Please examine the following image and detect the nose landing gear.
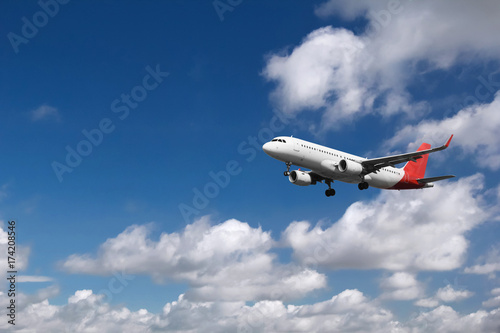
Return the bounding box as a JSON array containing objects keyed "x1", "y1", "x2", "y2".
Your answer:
[{"x1": 284, "y1": 162, "x2": 292, "y2": 176}]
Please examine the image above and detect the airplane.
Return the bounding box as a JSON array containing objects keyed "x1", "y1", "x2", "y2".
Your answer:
[{"x1": 262, "y1": 135, "x2": 455, "y2": 197}]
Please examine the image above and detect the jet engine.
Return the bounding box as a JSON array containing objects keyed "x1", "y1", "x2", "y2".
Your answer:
[
  {"x1": 289, "y1": 170, "x2": 313, "y2": 186},
  {"x1": 338, "y1": 159, "x2": 363, "y2": 176}
]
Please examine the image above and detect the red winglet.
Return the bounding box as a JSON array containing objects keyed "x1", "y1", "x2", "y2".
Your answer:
[{"x1": 445, "y1": 134, "x2": 453, "y2": 148}]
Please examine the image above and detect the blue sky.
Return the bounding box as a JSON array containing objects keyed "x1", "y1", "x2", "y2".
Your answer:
[{"x1": 1, "y1": 0, "x2": 500, "y2": 331}]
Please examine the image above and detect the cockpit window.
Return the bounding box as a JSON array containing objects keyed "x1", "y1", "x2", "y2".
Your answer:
[{"x1": 272, "y1": 138, "x2": 287, "y2": 143}]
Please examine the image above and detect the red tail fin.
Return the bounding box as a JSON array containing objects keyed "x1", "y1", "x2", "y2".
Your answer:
[{"x1": 403, "y1": 143, "x2": 430, "y2": 179}]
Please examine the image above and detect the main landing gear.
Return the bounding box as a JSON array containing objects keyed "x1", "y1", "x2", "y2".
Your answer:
[
  {"x1": 358, "y1": 182, "x2": 369, "y2": 190},
  {"x1": 325, "y1": 180, "x2": 335, "y2": 197},
  {"x1": 284, "y1": 162, "x2": 292, "y2": 176}
]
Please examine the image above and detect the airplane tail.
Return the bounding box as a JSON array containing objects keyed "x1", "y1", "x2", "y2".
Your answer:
[{"x1": 403, "y1": 143, "x2": 430, "y2": 178}]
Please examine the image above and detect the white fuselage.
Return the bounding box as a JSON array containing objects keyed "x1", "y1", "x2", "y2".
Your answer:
[{"x1": 262, "y1": 136, "x2": 405, "y2": 189}]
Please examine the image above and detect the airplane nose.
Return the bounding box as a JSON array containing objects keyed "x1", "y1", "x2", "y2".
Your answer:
[{"x1": 262, "y1": 142, "x2": 272, "y2": 154}]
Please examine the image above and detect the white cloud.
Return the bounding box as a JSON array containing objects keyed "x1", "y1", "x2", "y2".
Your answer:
[
  {"x1": 415, "y1": 297, "x2": 440, "y2": 308},
  {"x1": 0, "y1": 222, "x2": 30, "y2": 272},
  {"x1": 5, "y1": 286, "x2": 500, "y2": 333},
  {"x1": 7, "y1": 207, "x2": 499, "y2": 332},
  {"x1": 264, "y1": 0, "x2": 500, "y2": 130},
  {"x1": 435, "y1": 285, "x2": 474, "y2": 303},
  {"x1": 318, "y1": 0, "x2": 500, "y2": 66},
  {"x1": 29, "y1": 104, "x2": 60, "y2": 122},
  {"x1": 263, "y1": 27, "x2": 378, "y2": 123},
  {"x1": 384, "y1": 92, "x2": 500, "y2": 170},
  {"x1": 2, "y1": 289, "x2": 156, "y2": 333},
  {"x1": 17, "y1": 284, "x2": 60, "y2": 313},
  {"x1": 282, "y1": 174, "x2": 489, "y2": 272},
  {"x1": 60, "y1": 217, "x2": 326, "y2": 302},
  {"x1": 262, "y1": 26, "x2": 420, "y2": 130},
  {"x1": 380, "y1": 272, "x2": 423, "y2": 300},
  {"x1": 407, "y1": 305, "x2": 500, "y2": 333},
  {"x1": 414, "y1": 284, "x2": 474, "y2": 308},
  {"x1": 18, "y1": 275, "x2": 53, "y2": 283},
  {"x1": 0, "y1": 288, "x2": 401, "y2": 333},
  {"x1": 68, "y1": 289, "x2": 94, "y2": 303},
  {"x1": 465, "y1": 244, "x2": 500, "y2": 276},
  {"x1": 483, "y1": 288, "x2": 500, "y2": 308}
]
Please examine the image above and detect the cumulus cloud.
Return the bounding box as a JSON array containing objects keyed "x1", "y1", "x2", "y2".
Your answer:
[
  {"x1": 29, "y1": 104, "x2": 60, "y2": 122},
  {"x1": 317, "y1": 0, "x2": 500, "y2": 65},
  {"x1": 60, "y1": 217, "x2": 326, "y2": 302},
  {"x1": 384, "y1": 92, "x2": 500, "y2": 170},
  {"x1": 0, "y1": 288, "x2": 400, "y2": 333},
  {"x1": 5, "y1": 286, "x2": 500, "y2": 333},
  {"x1": 1, "y1": 289, "x2": 156, "y2": 333},
  {"x1": 380, "y1": 272, "x2": 424, "y2": 300},
  {"x1": 264, "y1": 0, "x2": 500, "y2": 130},
  {"x1": 18, "y1": 275, "x2": 53, "y2": 283},
  {"x1": 263, "y1": 27, "x2": 379, "y2": 122},
  {"x1": 160, "y1": 289, "x2": 400, "y2": 333},
  {"x1": 435, "y1": 285, "x2": 474, "y2": 303},
  {"x1": 262, "y1": 26, "x2": 420, "y2": 129},
  {"x1": 415, "y1": 297, "x2": 440, "y2": 308},
  {"x1": 282, "y1": 174, "x2": 489, "y2": 271},
  {"x1": 406, "y1": 305, "x2": 500, "y2": 333},
  {"x1": 483, "y1": 288, "x2": 500, "y2": 308},
  {"x1": 0, "y1": 222, "x2": 29, "y2": 272},
  {"x1": 465, "y1": 244, "x2": 500, "y2": 276},
  {"x1": 415, "y1": 284, "x2": 474, "y2": 308}
]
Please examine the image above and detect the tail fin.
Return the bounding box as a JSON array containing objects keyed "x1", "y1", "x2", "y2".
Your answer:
[{"x1": 403, "y1": 143, "x2": 430, "y2": 178}]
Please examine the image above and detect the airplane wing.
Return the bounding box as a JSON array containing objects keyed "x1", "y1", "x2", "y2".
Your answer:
[{"x1": 361, "y1": 135, "x2": 453, "y2": 174}]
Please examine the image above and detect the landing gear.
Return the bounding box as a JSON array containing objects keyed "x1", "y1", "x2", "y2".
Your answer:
[
  {"x1": 284, "y1": 162, "x2": 292, "y2": 176},
  {"x1": 325, "y1": 180, "x2": 335, "y2": 197},
  {"x1": 325, "y1": 188, "x2": 336, "y2": 197},
  {"x1": 358, "y1": 182, "x2": 369, "y2": 190}
]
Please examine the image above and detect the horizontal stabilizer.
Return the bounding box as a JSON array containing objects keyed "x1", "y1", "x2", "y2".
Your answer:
[{"x1": 417, "y1": 175, "x2": 455, "y2": 184}]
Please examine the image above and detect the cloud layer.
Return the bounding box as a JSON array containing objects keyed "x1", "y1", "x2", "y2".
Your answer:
[
  {"x1": 384, "y1": 92, "x2": 500, "y2": 170},
  {"x1": 5, "y1": 287, "x2": 500, "y2": 333},
  {"x1": 7, "y1": 172, "x2": 500, "y2": 332},
  {"x1": 282, "y1": 174, "x2": 488, "y2": 271},
  {"x1": 60, "y1": 217, "x2": 326, "y2": 302},
  {"x1": 263, "y1": 0, "x2": 500, "y2": 130}
]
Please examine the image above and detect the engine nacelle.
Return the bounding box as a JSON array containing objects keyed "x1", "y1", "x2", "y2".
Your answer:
[
  {"x1": 289, "y1": 170, "x2": 313, "y2": 186},
  {"x1": 338, "y1": 159, "x2": 363, "y2": 176}
]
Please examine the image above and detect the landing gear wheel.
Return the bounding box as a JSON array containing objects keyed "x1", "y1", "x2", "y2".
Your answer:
[
  {"x1": 325, "y1": 189, "x2": 336, "y2": 197},
  {"x1": 325, "y1": 180, "x2": 335, "y2": 197},
  {"x1": 358, "y1": 182, "x2": 369, "y2": 190},
  {"x1": 284, "y1": 171, "x2": 290, "y2": 176}
]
